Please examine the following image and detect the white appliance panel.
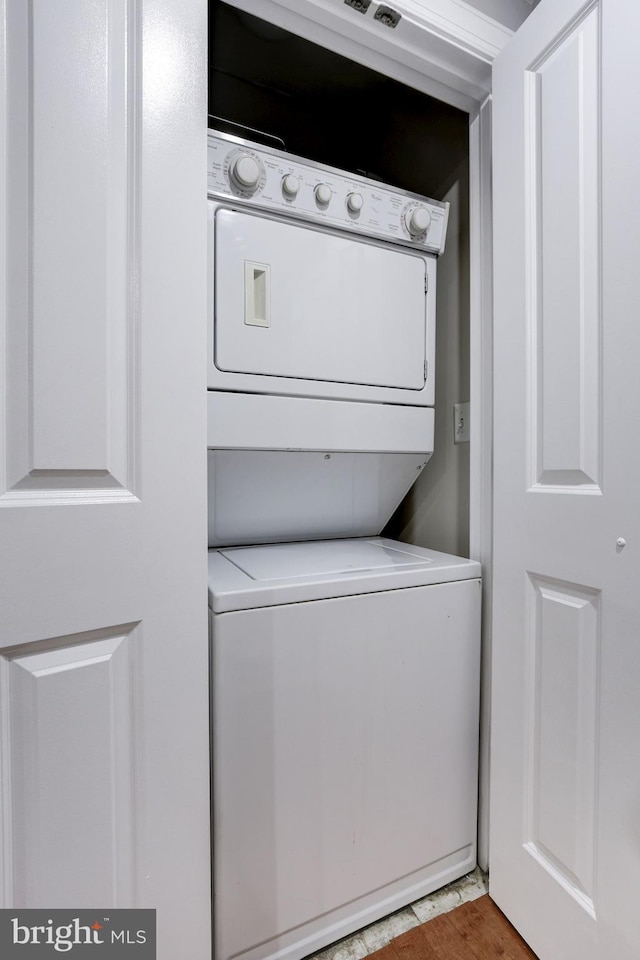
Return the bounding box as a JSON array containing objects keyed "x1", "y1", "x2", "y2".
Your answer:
[
  {"x1": 214, "y1": 209, "x2": 428, "y2": 390},
  {"x1": 208, "y1": 537, "x2": 482, "y2": 611},
  {"x1": 207, "y1": 131, "x2": 450, "y2": 256},
  {"x1": 207, "y1": 392, "x2": 434, "y2": 454},
  {"x1": 211, "y1": 575, "x2": 481, "y2": 960},
  {"x1": 207, "y1": 204, "x2": 437, "y2": 408},
  {"x1": 221, "y1": 538, "x2": 433, "y2": 581},
  {"x1": 207, "y1": 450, "x2": 429, "y2": 547}
]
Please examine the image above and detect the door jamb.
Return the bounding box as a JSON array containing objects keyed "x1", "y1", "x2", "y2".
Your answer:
[{"x1": 469, "y1": 95, "x2": 493, "y2": 870}]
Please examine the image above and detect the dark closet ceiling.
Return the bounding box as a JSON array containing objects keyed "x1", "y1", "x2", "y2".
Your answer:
[{"x1": 209, "y1": 1, "x2": 469, "y2": 199}]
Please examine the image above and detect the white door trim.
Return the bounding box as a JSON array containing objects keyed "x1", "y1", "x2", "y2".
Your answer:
[
  {"x1": 223, "y1": 0, "x2": 513, "y2": 109},
  {"x1": 469, "y1": 93, "x2": 494, "y2": 870}
]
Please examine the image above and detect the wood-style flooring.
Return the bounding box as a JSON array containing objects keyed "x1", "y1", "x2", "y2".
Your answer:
[{"x1": 368, "y1": 896, "x2": 538, "y2": 960}]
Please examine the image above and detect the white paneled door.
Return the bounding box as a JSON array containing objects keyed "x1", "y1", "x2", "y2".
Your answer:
[
  {"x1": 0, "y1": 1, "x2": 211, "y2": 957},
  {"x1": 491, "y1": 0, "x2": 640, "y2": 957}
]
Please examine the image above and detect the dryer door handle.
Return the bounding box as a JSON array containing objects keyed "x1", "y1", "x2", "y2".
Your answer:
[{"x1": 244, "y1": 261, "x2": 270, "y2": 328}]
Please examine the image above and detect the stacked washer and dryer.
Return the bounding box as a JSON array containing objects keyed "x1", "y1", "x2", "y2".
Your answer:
[{"x1": 206, "y1": 130, "x2": 481, "y2": 960}]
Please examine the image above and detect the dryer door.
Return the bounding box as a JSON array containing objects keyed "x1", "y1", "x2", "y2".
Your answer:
[{"x1": 210, "y1": 208, "x2": 435, "y2": 404}]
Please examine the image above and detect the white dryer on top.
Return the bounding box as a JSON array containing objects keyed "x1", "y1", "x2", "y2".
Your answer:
[
  {"x1": 207, "y1": 130, "x2": 447, "y2": 407},
  {"x1": 206, "y1": 131, "x2": 449, "y2": 548}
]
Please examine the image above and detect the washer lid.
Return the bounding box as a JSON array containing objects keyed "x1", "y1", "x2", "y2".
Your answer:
[
  {"x1": 208, "y1": 537, "x2": 481, "y2": 612},
  {"x1": 223, "y1": 538, "x2": 432, "y2": 581}
]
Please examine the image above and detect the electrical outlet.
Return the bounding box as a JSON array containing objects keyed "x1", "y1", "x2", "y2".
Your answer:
[{"x1": 453, "y1": 402, "x2": 470, "y2": 444}]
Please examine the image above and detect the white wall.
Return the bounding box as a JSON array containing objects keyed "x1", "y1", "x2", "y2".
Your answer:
[{"x1": 462, "y1": 0, "x2": 538, "y2": 31}]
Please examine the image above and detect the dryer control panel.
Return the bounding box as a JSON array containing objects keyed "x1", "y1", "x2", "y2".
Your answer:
[{"x1": 207, "y1": 131, "x2": 449, "y2": 256}]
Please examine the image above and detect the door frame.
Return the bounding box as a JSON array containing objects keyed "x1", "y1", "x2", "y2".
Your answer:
[
  {"x1": 222, "y1": 0, "x2": 512, "y2": 109},
  {"x1": 218, "y1": 0, "x2": 503, "y2": 869},
  {"x1": 469, "y1": 95, "x2": 494, "y2": 868}
]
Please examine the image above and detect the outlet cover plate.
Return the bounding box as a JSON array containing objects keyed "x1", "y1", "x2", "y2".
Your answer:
[{"x1": 454, "y1": 402, "x2": 470, "y2": 443}]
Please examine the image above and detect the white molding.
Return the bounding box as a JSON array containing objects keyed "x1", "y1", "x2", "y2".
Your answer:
[
  {"x1": 469, "y1": 94, "x2": 493, "y2": 872},
  {"x1": 0, "y1": 0, "x2": 7, "y2": 504},
  {"x1": 225, "y1": 0, "x2": 514, "y2": 110},
  {"x1": 394, "y1": 0, "x2": 514, "y2": 58}
]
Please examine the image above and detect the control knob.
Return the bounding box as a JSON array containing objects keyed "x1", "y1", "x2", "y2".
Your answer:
[
  {"x1": 230, "y1": 154, "x2": 261, "y2": 192},
  {"x1": 282, "y1": 174, "x2": 300, "y2": 199},
  {"x1": 346, "y1": 192, "x2": 363, "y2": 213},
  {"x1": 315, "y1": 183, "x2": 332, "y2": 206},
  {"x1": 406, "y1": 205, "x2": 431, "y2": 238}
]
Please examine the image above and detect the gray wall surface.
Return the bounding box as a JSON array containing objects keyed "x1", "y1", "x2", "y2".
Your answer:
[{"x1": 385, "y1": 160, "x2": 470, "y2": 558}]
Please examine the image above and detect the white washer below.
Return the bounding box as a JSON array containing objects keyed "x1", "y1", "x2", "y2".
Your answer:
[{"x1": 208, "y1": 538, "x2": 482, "y2": 960}]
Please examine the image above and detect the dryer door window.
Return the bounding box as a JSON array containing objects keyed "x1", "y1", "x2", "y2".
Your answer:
[{"x1": 214, "y1": 210, "x2": 428, "y2": 391}]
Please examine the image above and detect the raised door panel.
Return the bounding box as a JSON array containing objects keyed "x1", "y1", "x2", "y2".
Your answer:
[
  {"x1": 524, "y1": 3, "x2": 601, "y2": 491},
  {"x1": 2, "y1": 0, "x2": 137, "y2": 502},
  {"x1": 1, "y1": 627, "x2": 138, "y2": 905},
  {"x1": 524, "y1": 575, "x2": 600, "y2": 914}
]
